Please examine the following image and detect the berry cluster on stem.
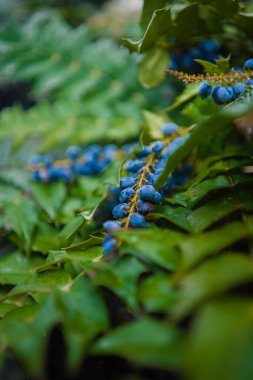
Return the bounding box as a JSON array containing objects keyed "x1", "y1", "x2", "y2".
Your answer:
[
  {"x1": 102, "y1": 123, "x2": 191, "y2": 255},
  {"x1": 167, "y1": 58, "x2": 253, "y2": 105},
  {"x1": 28, "y1": 144, "x2": 120, "y2": 182}
]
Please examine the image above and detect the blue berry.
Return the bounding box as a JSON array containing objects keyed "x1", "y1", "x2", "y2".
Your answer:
[
  {"x1": 122, "y1": 142, "x2": 138, "y2": 154},
  {"x1": 161, "y1": 123, "x2": 178, "y2": 136},
  {"x1": 198, "y1": 82, "x2": 212, "y2": 99},
  {"x1": 103, "y1": 220, "x2": 121, "y2": 232},
  {"x1": 244, "y1": 58, "x2": 253, "y2": 69},
  {"x1": 172, "y1": 137, "x2": 185, "y2": 146},
  {"x1": 119, "y1": 187, "x2": 135, "y2": 203},
  {"x1": 200, "y1": 40, "x2": 219, "y2": 53},
  {"x1": 28, "y1": 154, "x2": 43, "y2": 165},
  {"x1": 216, "y1": 87, "x2": 233, "y2": 103},
  {"x1": 211, "y1": 86, "x2": 222, "y2": 104},
  {"x1": 139, "y1": 185, "x2": 156, "y2": 201},
  {"x1": 152, "y1": 141, "x2": 164, "y2": 153},
  {"x1": 84, "y1": 144, "x2": 102, "y2": 157},
  {"x1": 67, "y1": 146, "x2": 81, "y2": 159},
  {"x1": 166, "y1": 142, "x2": 178, "y2": 155},
  {"x1": 153, "y1": 191, "x2": 162, "y2": 203},
  {"x1": 74, "y1": 161, "x2": 97, "y2": 175},
  {"x1": 102, "y1": 235, "x2": 117, "y2": 254},
  {"x1": 212, "y1": 86, "x2": 233, "y2": 104},
  {"x1": 137, "y1": 200, "x2": 154, "y2": 215},
  {"x1": 233, "y1": 82, "x2": 245, "y2": 98},
  {"x1": 103, "y1": 144, "x2": 117, "y2": 157},
  {"x1": 246, "y1": 79, "x2": 253, "y2": 86},
  {"x1": 164, "y1": 176, "x2": 175, "y2": 192},
  {"x1": 112, "y1": 203, "x2": 129, "y2": 219},
  {"x1": 129, "y1": 213, "x2": 147, "y2": 228},
  {"x1": 125, "y1": 160, "x2": 145, "y2": 173},
  {"x1": 51, "y1": 166, "x2": 74, "y2": 181},
  {"x1": 32, "y1": 169, "x2": 53, "y2": 182},
  {"x1": 43, "y1": 154, "x2": 53, "y2": 167},
  {"x1": 156, "y1": 158, "x2": 166, "y2": 170},
  {"x1": 120, "y1": 176, "x2": 137, "y2": 189},
  {"x1": 139, "y1": 185, "x2": 161, "y2": 203},
  {"x1": 138, "y1": 145, "x2": 151, "y2": 158}
]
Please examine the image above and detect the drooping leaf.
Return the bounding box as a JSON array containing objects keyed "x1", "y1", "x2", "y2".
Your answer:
[
  {"x1": 117, "y1": 229, "x2": 184, "y2": 271},
  {"x1": 172, "y1": 253, "x2": 253, "y2": 319},
  {"x1": 91, "y1": 317, "x2": 180, "y2": 370},
  {"x1": 183, "y1": 298, "x2": 253, "y2": 380}
]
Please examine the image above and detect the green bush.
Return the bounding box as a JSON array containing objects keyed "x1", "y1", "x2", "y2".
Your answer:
[{"x1": 0, "y1": 2, "x2": 253, "y2": 380}]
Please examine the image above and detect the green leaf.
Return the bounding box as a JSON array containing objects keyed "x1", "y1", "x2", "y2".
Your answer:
[
  {"x1": 137, "y1": 273, "x2": 179, "y2": 313},
  {"x1": 91, "y1": 317, "x2": 180, "y2": 370},
  {"x1": 35, "y1": 246, "x2": 102, "y2": 273},
  {"x1": 140, "y1": 0, "x2": 168, "y2": 30},
  {"x1": 195, "y1": 56, "x2": 231, "y2": 74},
  {"x1": 172, "y1": 253, "x2": 253, "y2": 320},
  {"x1": 4, "y1": 200, "x2": 38, "y2": 253},
  {"x1": 55, "y1": 276, "x2": 109, "y2": 369},
  {"x1": 117, "y1": 229, "x2": 184, "y2": 270},
  {"x1": 166, "y1": 84, "x2": 199, "y2": 112},
  {"x1": 155, "y1": 102, "x2": 253, "y2": 189},
  {"x1": 64, "y1": 236, "x2": 102, "y2": 251},
  {"x1": 153, "y1": 205, "x2": 192, "y2": 231},
  {"x1": 7, "y1": 270, "x2": 72, "y2": 299},
  {"x1": 183, "y1": 298, "x2": 253, "y2": 380},
  {"x1": 186, "y1": 189, "x2": 253, "y2": 232},
  {"x1": 178, "y1": 220, "x2": 251, "y2": 270},
  {"x1": 57, "y1": 215, "x2": 85, "y2": 244},
  {"x1": 123, "y1": 7, "x2": 173, "y2": 53},
  {"x1": 141, "y1": 110, "x2": 165, "y2": 144},
  {"x1": 138, "y1": 47, "x2": 168, "y2": 88},
  {"x1": 0, "y1": 252, "x2": 38, "y2": 285},
  {"x1": 30, "y1": 181, "x2": 66, "y2": 220},
  {"x1": 94, "y1": 256, "x2": 146, "y2": 310},
  {"x1": 168, "y1": 175, "x2": 231, "y2": 208}
]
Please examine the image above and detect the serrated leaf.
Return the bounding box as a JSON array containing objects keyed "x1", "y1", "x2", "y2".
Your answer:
[
  {"x1": 195, "y1": 56, "x2": 231, "y2": 74},
  {"x1": 123, "y1": 7, "x2": 173, "y2": 53},
  {"x1": 140, "y1": 0, "x2": 168, "y2": 30}
]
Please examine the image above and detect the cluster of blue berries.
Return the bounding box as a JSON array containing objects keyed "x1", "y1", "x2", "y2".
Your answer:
[
  {"x1": 170, "y1": 40, "x2": 220, "y2": 74},
  {"x1": 102, "y1": 123, "x2": 190, "y2": 255},
  {"x1": 198, "y1": 58, "x2": 253, "y2": 105},
  {"x1": 28, "y1": 144, "x2": 117, "y2": 182}
]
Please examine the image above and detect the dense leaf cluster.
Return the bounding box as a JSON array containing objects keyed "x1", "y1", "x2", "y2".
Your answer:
[{"x1": 0, "y1": 1, "x2": 253, "y2": 380}]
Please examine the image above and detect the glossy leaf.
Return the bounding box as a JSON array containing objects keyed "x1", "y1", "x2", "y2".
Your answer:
[
  {"x1": 117, "y1": 229, "x2": 184, "y2": 270},
  {"x1": 92, "y1": 317, "x2": 180, "y2": 370}
]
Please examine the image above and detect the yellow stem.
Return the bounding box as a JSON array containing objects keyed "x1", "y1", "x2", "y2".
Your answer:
[{"x1": 122, "y1": 153, "x2": 155, "y2": 229}]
